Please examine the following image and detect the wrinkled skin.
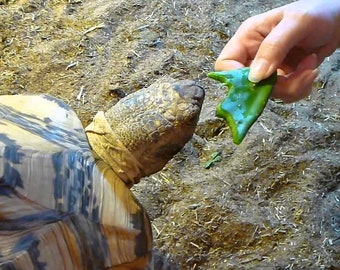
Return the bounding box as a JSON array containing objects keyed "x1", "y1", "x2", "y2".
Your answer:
[{"x1": 93, "y1": 80, "x2": 205, "y2": 180}]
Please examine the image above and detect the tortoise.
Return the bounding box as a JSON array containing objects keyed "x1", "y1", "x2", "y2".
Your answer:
[{"x1": 0, "y1": 79, "x2": 205, "y2": 270}]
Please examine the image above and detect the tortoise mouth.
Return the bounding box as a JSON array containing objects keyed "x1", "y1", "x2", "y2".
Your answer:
[
  {"x1": 171, "y1": 80, "x2": 205, "y2": 123},
  {"x1": 173, "y1": 80, "x2": 205, "y2": 107}
]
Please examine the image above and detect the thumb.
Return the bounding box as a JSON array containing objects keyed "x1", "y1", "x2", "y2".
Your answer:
[{"x1": 249, "y1": 16, "x2": 307, "y2": 82}]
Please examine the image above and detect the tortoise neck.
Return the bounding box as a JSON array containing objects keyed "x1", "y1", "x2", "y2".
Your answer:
[{"x1": 85, "y1": 111, "x2": 143, "y2": 188}]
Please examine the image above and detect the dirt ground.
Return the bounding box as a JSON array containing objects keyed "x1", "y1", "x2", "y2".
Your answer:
[{"x1": 1, "y1": 0, "x2": 339, "y2": 269}]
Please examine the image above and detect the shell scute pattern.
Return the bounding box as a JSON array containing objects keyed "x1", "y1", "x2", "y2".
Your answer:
[{"x1": 0, "y1": 95, "x2": 148, "y2": 269}]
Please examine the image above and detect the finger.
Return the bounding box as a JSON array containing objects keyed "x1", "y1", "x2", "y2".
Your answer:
[
  {"x1": 299, "y1": 53, "x2": 318, "y2": 71},
  {"x1": 215, "y1": 16, "x2": 266, "y2": 71},
  {"x1": 214, "y1": 38, "x2": 248, "y2": 70},
  {"x1": 214, "y1": 59, "x2": 245, "y2": 71},
  {"x1": 272, "y1": 69, "x2": 319, "y2": 103},
  {"x1": 314, "y1": 40, "x2": 339, "y2": 65},
  {"x1": 249, "y1": 16, "x2": 310, "y2": 82},
  {"x1": 272, "y1": 53, "x2": 319, "y2": 102}
]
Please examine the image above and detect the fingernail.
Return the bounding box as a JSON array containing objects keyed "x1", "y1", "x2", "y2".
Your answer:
[
  {"x1": 312, "y1": 68, "x2": 319, "y2": 77},
  {"x1": 249, "y1": 58, "x2": 270, "y2": 83},
  {"x1": 311, "y1": 53, "x2": 318, "y2": 64}
]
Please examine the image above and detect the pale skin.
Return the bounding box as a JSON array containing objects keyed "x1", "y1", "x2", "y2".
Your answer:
[{"x1": 215, "y1": 0, "x2": 340, "y2": 103}]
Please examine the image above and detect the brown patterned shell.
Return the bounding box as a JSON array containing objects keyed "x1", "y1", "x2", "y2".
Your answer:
[{"x1": 0, "y1": 80, "x2": 205, "y2": 269}]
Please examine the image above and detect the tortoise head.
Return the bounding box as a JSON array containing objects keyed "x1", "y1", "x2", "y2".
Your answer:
[{"x1": 85, "y1": 80, "x2": 204, "y2": 186}]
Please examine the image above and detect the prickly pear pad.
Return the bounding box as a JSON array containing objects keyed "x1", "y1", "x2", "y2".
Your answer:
[{"x1": 208, "y1": 67, "x2": 277, "y2": 144}]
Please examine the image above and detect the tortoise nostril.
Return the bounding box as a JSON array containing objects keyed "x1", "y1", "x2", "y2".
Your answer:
[{"x1": 173, "y1": 80, "x2": 205, "y2": 103}]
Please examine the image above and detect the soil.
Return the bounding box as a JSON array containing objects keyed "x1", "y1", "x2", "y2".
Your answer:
[{"x1": 0, "y1": 0, "x2": 339, "y2": 269}]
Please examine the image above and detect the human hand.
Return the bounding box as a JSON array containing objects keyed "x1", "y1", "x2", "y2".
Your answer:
[{"x1": 215, "y1": 0, "x2": 340, "y2": 103}]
